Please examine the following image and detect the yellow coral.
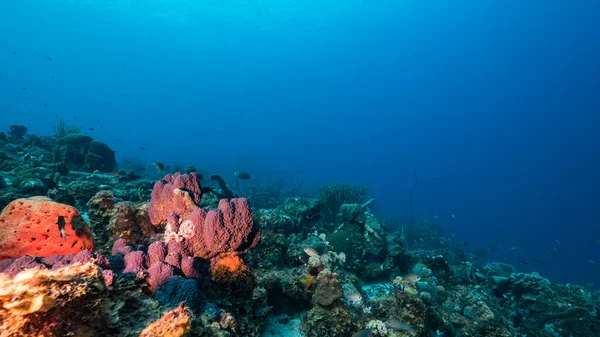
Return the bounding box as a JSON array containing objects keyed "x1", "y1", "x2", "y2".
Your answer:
[
  {"x1": 301, "y1": 274, "x2": 316, "y2": 290},
  {"x1": 139, "y1": 302, "x2": 192, "y2": 337},
  {"x1": 0, "y1": 262, "x2": 104, "y2": 336}
]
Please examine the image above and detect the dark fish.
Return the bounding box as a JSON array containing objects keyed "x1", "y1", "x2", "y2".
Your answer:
[
  {"x1": 154, "y1": 161, "x2": 164, "y2": 172},
  {"x1": 46, "y1": 55, "x2": 53, "y2": 61},
  {"x1": 13, "y1": 51, "x2": 17, "y2": 55},
  {"x1": 22, "y1": 87, "x2": 27, "y2": 90},
  {"x1": 533, "y1": 259, "x2": 546, "y2": 265},
  {"x1": 352, "y1": 328, "x2": 374, "y2": 337},
  {"x1": 462, "y1": 240, "x2": 469, "y2": 247},
  {"x1": 89, "y1": 128, "x2": 94, "y2": 131},
  {"x1": 56, "y1": 215, "x2": 68, "y2": 240},
  {"x1": 43, "y1": 103, "x2": 47, "y2": 106},
  {"x1": 139, "y1": 146, "x2": 145, "y2": 150},
  {"x1": 234, "y1": 171, "x2": 252, "y2": 179}
]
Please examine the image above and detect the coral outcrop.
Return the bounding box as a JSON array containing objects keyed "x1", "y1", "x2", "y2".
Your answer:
[
  {"x1": 0, "y1": 262, "x2": 108, "y2": 337},
  {"x1": 0, "y1": 196, "x2": 95, "y2": 260},
  {"x1": 165, "y1": 198, "x2": 262, "y2": 260},
  {"x1": 148, "y1": 172, "x2": 203, "y2": 226},
  {"x1": 139, "y1": 302, "x2": 193, "y2": 337}
]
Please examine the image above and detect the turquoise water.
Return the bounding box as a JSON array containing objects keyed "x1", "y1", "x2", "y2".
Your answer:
[{"x1": 1, "y1": 0, "x2": 599, "y2": 286}]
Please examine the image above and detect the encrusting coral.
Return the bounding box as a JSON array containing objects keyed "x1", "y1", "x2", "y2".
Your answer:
[
  {"x1": 139, "y1": 302, "x2": 192, "y2": 337},
  {"x1": 0, "y1": 262, "x2": 107, "y2": 337}
]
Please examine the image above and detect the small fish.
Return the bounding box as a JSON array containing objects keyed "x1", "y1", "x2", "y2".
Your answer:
[
  {"x1": 352, "y1": 328, "x2": 374, "y2": 337},
  {"x1": 22, "y1": 87, "x2": 27, "y2": 90},
  {"x1": 433, "y1": 215, "x2": 439, "y2": 220},
  {"x1": 13, "y1": 51, "x2": 17, "y2": 55},
  {"x1": 234, "y1": 171, "x2": 252, "y2": 179},
  {"x1": 388, "y1": 317, "x2": 414, "y2": 331},
  {"x1": 403, "y1": 274, "x2": 421, "y2": 282},
  {"x1": 153, "y1": 161, "x2": 164, "y2": 172},
  {"x1": 345, "y1": 292, "x2": 363, "y2": 302},
  {"x1": 304, "y1": 247, "x2": 319, "y2": 257},
  {"x1": 555, "y1": 240, "x2": 561, "y2": 245},
  {"x1": 56, "y1": 216, "x2": 68, "y2": 240},
  {"x1": 46, "y1": 55, "x2": 53, "y2": 61},
  {"x1": 596, "y1": 240, "x2": 600, "y2": 245},
  {"x1": 532, "y1": 259, "x2": 546, "y2": 265},
  {"x1": 451, "y1": 234, "x2": 455, "y2": 239},
  {"x1": 462, "y1": 240, "x2": 468, "y2": 246},
  {"x1": 590, "y1": 260, "x2": 596, "y2": 264},
  {"x1": 510, "y1": 247, "x2": 518, "y2": 250},
  {"x1": 451, "y1": 214, "x2": 456, "y2": 219},
  {"x1": 89, "y1": 127, "x2": 94, "y2": 131},
  {"x1": 488, "y1": 247, "x2": 496, "y2": 252},
  {"x1": 139, "y1": 146, "x2": 145, "y2": 150}
]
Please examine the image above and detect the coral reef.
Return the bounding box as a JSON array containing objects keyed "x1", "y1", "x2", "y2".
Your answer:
[{"x1": 0, "y1": 127, "x2": 599, "y2": 337}]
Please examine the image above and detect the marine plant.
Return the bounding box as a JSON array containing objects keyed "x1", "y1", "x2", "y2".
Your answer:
[
  {"x1": 318, "y1": 182, "x2": 370, "y2": 223},
  {"x1": 53, "y1": 117, "x2": 81, "y2": 139}
]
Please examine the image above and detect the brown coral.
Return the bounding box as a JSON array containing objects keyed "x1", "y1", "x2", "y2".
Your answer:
[
  {"x1": 0, "y1": 262, "x2": 107, "y2": 337},
  {"x1": 314, "y1": 269, "x2": 343, "y2": 306},
  {"x1": 139, "y1": 302, "x2": 192, "y2": 337}
]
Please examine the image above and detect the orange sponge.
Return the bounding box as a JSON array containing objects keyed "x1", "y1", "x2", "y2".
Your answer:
[{"x1": 0, "y1": 196, "x2": 95, "y2": 261}]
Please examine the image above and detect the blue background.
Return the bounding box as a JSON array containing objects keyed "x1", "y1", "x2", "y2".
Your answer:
[{"x1": 1, "y1": 0, "x2": 599, "y2": 285}]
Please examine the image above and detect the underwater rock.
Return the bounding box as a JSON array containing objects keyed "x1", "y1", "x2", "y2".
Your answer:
[
  {"x1": 482, "y1": 262, "x2": 516, "y2": 278},
  {"x1": 511, "y1": 272, "x2": 551, "y2": 299},
  {"x1": 52, "y1": 134, "x2": 116, "y2": 173},
  {"x1": 109, "y1": 201, "x2": 156, "y2": 245},
  {"x1": 0, "y1": 196, "x2": 95, "y2": 261},
  {"x1": 87, "y1": 191, "x2": 157, "y2": 253},
  {"x1": 8, "y1": 124, "x2": 27, "y2": 140},
  {"x1": 314, "y1": 269, "x2": 343, "y2": 306},
  {"x1": 155, "y1": 277, "x2": 203, "y2": 312},
  {"x1": 83, "y1": 140, "x2": 117, "y2": 172},
  {"x1": 63, "y1": 179, "x2": 102, "y2": 207},
  {"x1": 364, "y1": 213, "x2": 387, "y2": 258},
  {"x1": 87, "y1": 190, "x2": 117, "y2": 251},
  {"x1": 11, "y1": 167, "x2": 56, "y2": 194},
  {"x1": 139, "y1": 302, "x2": 192, "y2": 337},
  {"x1": 148, "y1": 172, "x2": 203, "y2": 226},
  {"x1": 0, "y1": 262, "x2": 109, "y2": 336},
  {"x1": 301, "y1": 303, "x2": 356, "y2": 337},
  {"x1": 337, "y1": 203, "x2": 366, "y2": 225}
]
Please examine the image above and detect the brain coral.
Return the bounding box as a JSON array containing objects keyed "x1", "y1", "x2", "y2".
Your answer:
[{"x1": 0, "y1": 196, "x2": 95, "y2": 261}]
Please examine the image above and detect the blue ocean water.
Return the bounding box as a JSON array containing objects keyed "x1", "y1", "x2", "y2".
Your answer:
[{"x1": 0, "y1": 0, "x2": 598, "y2": 286}]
